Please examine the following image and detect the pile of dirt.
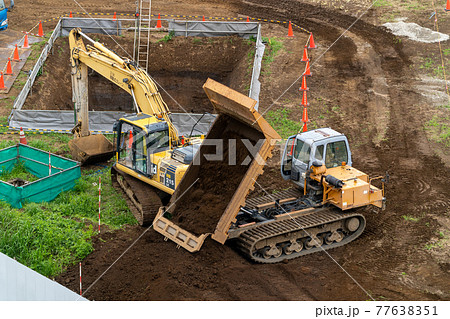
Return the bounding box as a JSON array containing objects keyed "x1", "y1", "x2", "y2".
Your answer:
[
  {"x1": 171, "y1": 116, "x2": 264, "y2": 235},
  {"x1": 24, "y1": 34, "x2": 252, "y2": 113}
]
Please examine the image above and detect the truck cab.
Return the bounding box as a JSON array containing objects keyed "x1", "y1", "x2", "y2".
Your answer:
[
  {"x1": 0, "y1": 0, "x2": 14, "y2": 31},
  {"x1": 281, "y1": 128, "x2": 352, "y2": 187}
]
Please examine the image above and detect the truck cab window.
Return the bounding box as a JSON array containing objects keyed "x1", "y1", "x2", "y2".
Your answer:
[
  {"x1": 315, "y1": 145, "x2": 324, "y2": 162},
  {"x1": 325, "y1": 141, "x2": 348, "y2": 168},
  {"x1": 294, "y1": 139, "x2": 311, "y2": 164}
]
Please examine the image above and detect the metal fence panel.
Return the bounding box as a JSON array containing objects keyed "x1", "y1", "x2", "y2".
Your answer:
[
  {"x1": 0, "y1": 252, "x2": 87, "y2": 301},
  {"x1": 11, "y1": 19, "x2": 62, "y2": 112}
]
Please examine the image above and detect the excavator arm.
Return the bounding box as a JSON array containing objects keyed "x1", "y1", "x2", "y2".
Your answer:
[{"x1": 68, "y1": 28, "x2": 179, "y2": 145}]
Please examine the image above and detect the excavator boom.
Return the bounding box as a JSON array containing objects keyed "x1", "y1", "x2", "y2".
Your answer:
[{"x1": 69, "y1": 28, "x2": 179, "y2": 146}]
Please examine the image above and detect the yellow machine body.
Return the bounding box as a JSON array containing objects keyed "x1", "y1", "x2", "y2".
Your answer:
[{"x1": 310, "y1": 164, "x2": 384, "y2": 209}]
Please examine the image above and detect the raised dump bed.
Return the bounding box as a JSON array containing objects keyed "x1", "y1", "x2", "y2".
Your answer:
[
  {"x1": 0, "y1": 144, "x2": 81, "y2": 208},
  {"x1": 154, "y1": 79, "x2": 280, "y2": 251}
]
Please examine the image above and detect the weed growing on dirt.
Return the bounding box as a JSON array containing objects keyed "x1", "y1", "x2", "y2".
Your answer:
[
  {"x1": 157, "y1": 31, "x2": 175, "y2": 43},
  {"x1": 424, "y1": 115, "x2": 450, "y2": 147},
  {"x1": 0, "y1": 160, "x2": 39, "y2": 183},
  {"x1": 266, "y1": 108, "x2": 303, "y2": 139},
  {"x1": 374, "y1": 0, "x2": 392, "y2": 7},
  {"x1": 261, "y1": 37, "x2": 283, "y2": 76},
  {"x1": 402, "y1": 215, "x2": 420, "y2": 222}
]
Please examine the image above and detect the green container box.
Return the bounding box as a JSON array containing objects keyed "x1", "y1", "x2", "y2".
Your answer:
[{"x1": 0, "y1": 144, "x2": 81, "y2": 208}]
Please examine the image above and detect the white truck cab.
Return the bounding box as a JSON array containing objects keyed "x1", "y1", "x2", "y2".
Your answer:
[{"x1": 281, "y1": 128, "x2": 352, "y2": 187}]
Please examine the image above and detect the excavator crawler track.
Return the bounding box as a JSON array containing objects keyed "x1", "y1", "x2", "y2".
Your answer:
[
  {"x1": 111, "y1": 166, "x2": 163, "y2": 226},
  {"x1": 234, "y1": 208, "x2": 365, "y2": 263}
]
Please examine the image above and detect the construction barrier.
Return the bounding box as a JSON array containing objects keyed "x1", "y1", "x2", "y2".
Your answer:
[
  {"x1": 169, "y1": 20, "x2": 259, "y2": 38},
  {"x1": 8, "y1": 110, "x2": 216, "y2": 136},
  {"x1": 0, "y1": 144, "x2": 80, "y2": 209}
]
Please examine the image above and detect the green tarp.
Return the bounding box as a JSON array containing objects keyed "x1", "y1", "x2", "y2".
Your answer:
[{"x1": 0, "y1": 144, "x2": 80, "y2": 208}]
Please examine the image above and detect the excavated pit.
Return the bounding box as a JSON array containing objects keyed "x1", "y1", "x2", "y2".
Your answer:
[{"x1": 23, "y1": 34, "x2": 252, "y2": 113}]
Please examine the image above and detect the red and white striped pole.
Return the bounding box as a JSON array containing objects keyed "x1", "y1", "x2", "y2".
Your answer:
[
  {"x1": 48, "y1": 151, "x2": 51, "y2": 176},
  {"x1": 79, "y1": 262, "x2": 82, "y2": 296},
  {"x1": 98, "y1": 176, "x2": 101, "y2": 232}
]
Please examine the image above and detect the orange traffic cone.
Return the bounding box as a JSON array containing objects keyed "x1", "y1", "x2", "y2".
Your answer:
[
  {"x1": 5, "y1": 58, "x2": 13, "y2": 75},
  {"x1": 69, "y1": 11, "x2": 73, "y2": 18},
  {"x1": 156, "y1": 13, "x2": 162, "y2": 28},
  {"x1": 128, "y1": 130, "x2": 133, "y2": 149},
  {"x1": 301, "y1": 91, "x2": 309, "y2": 106},
  {"x1": 302, "y1": 106, "x2": 309, "y2": 123},
  {"x1": 19, "y1": 127, "x2": 27, "y2": 145},
  {"x1": 287, "y1": 21, "x2": 294, "y2": 37},
  {"x1": 246, "y1": 16, "x2": 250, "y2": 22},
  {"x1": 308, "y1": 32, "x2": 316, "y2": 49},
  {"x1": 300, "y1": 75, "x2": 309, "y2": 91},
  {"x1": 446, "y1": 0, "x2": 450, "y2": 11},
  {"x1": 0, "y1": 72, "x2": 6, "y2": 90},
  {"x1": 38, "y1": 21, "x2": 44, "y2": 37},
  {"x1": 301, "y1": 45, "x2": 309, "y2": 62},
  {"x1": 13, "y1": 44, "x2": 20, "y2": 62},
  {"x1": 22, "y1": 33, "x2": 30, "y2": 49},
  {"x1": 113, "y1": 12, "x2": 117, "y2": 20},
  {"x1": 202, "y1": 15, "x2": 205, "y2": 21},
  {"x1": 304, "y1": 60, "x2": 312, "y2": 76},
  {"x1": 302, "y1": 122, "x2": 308, "y2": 132}
]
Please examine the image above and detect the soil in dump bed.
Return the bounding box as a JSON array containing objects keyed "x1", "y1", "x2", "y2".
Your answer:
[{"x1": 171, "y1": 117, "x2": 264, "y2": 235}]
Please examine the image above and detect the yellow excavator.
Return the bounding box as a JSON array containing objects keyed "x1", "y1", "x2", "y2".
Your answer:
[{"x1": 68, "y1": 28, "x2": 203, "y2": 224}]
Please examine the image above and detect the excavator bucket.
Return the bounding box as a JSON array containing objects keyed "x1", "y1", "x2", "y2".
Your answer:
[
  {"x1": 68, "y1": 134, "x2": 115, "y2": 165},
  {"x1": 153, "y1": 79, "x2": 281, "y2": 251}
]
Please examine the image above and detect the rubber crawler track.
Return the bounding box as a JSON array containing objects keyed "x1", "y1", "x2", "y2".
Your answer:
[{"x1": 235, "y1": 208, "x2": 366, "y2": 263}]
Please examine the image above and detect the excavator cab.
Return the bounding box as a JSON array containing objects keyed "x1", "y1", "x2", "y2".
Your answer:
[
  {"x1": 114, "y1": 115, "x2": 170, "y2": 178},
  {"x1": 281, "y1": 128, "x2": 352, "y2": 188}
]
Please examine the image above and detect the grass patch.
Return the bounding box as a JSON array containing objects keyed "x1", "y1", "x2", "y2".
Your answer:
[
  {"x1": 424, "y1": 115, "x2": 450, "y2": 147},
  {"x1": 0, "y1": 160, "x2": 39, "y2": 183},
  {"x1": 373, "y1": 0, "x2": 392, "y2": 7},
  {"x1": 261, "y1": 37, "x2": 284, "y2": 76},
  {"x1": 266, "y1": 108, "x2": 303, "y2": 139},
  {"x1": 0, "y1": 166, "x2": 136, "y2": 278},
  {"x1": 0, "y1": 202, "x2": 95, "y2": 277}
]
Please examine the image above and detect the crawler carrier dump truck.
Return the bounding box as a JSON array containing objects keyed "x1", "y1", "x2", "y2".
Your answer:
[{"x1": 154, "y1": 79, "x2": 387, "y2": 263}]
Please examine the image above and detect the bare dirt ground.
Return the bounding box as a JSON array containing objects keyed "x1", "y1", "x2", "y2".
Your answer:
[{"x1": 3, "y1": 0, "x2": 449, "y2": 300}]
